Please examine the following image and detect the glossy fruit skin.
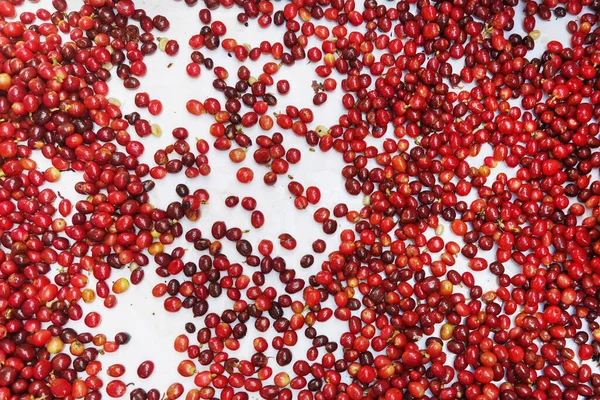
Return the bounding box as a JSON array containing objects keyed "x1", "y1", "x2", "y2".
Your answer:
[
  {"x1": 106, "y1": 380, "x2": 127, "y2": 398},
  {"x1": 137, "y1": 361, "x2": 155, "y2": 379},
  {"x1": 236, "y1": 167, "x2": 254, "y2": 183}
]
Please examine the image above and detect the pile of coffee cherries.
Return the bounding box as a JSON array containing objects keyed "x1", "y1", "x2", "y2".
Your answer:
[{"x1": 0, "y1": 0, "x2": 600, "y2": 399}]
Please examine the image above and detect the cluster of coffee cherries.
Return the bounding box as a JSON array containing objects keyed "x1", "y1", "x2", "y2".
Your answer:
[{"x1": 1, "y1": 0, "x2": 600, "y2": 399}]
